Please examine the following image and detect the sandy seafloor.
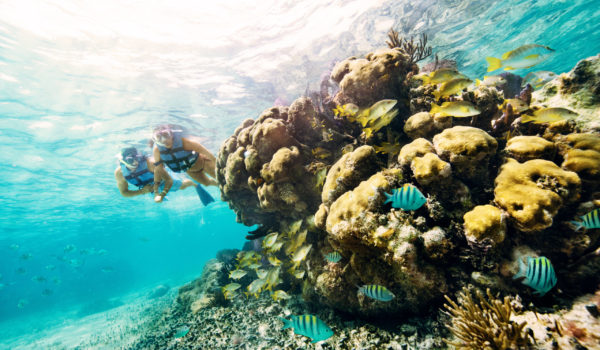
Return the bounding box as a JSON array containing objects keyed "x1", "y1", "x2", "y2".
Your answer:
[
  {"x1": 0, "y1": 286, "x2": 176, "y2": 350},
  {"x1": 0, "y1": 281, "x2": 446, "y2": 350}
]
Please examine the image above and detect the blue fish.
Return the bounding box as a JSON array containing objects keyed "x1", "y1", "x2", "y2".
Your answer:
[
  {"x1": 513, "y1": 256, "x2": 557, "y2": 296},
  {"x1": 324, "y1": 252, "x2": 342, "y2": 263},
  {"x1": 357, "y1": 284, "x2": 395, "y2": 301},
  {"x1": 279, "y1": 314, "x2": 334, "y2": 343},
  {"x1": 383, "y1": 184, "x2": 426, "y2": 210},
  {"x1": 570, "y1": 208, "x2": 600, "y2": 231}
]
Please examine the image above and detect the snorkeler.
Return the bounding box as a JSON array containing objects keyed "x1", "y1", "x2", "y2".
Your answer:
[
  {"x1": 115, "y1": 146, "x2": 196, "y2": 202},
  {"x1": 151, "y1": 125, "x2": 217, "y2": 205}
]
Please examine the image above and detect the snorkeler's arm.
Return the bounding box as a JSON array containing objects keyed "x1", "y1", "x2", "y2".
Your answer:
[
  {"x1": 115, "y1": 168, "x2": 150, "y2": 197},
  {"x1": 154, "y1": 164, "x2": 173, "y2": 196},
  {"x1": 181, "y1": 137, "x2": 216, "y2": 162},
  {"x1": 152, "y1": 146, "x2": 164, "y2": 194}
]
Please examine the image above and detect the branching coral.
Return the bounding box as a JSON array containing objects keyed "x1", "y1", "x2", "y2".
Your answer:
[
  {"x1": 443, "y1": 287, "x2": 532, "y2": 350},
  {"x1": 386, "y1": 28, "x2": 432, "y2": 64}
]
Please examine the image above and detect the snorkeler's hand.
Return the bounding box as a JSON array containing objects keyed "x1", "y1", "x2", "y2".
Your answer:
[
  {"x1": 141, "y1": 184, "x2": 153, "y2": 194},
  {"x1": 154, "y1": 195, "x2": 164, "y2": 203}
]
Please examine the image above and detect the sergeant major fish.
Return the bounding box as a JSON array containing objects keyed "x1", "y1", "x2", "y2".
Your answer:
[
  {"x1": 570, "y1": 208, "x2": 600, "y2": 231},
  {"x1": 513, "y1": 256, "x2": 557, "y2": 296},
  {"x1": 279, "y1": 314, "x2": 334, "y2": 343},
  {"x1": 357, "y1": 284, "x2": 395, "y2": 301},
  {"x1": 384, "y1": 184, "x2": 427, "y2": 211},
  {"x1": 324, "y1": 251, "x2": 342, "y2": 263}
]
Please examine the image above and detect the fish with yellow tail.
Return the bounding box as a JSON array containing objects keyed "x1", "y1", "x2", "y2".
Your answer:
[
  {"x1": 373, "y1": 142, "x2": 402, "y2": 156},
  {"x1": 499, "y1": 98, "x2": 530, "y2": 114},
  {"x1": 520, "y1": 107, "x2": 578, "y2": 124},
  {"x1": 363, "y1": 109, "x2": 399, "y2": 139},
  {"x1": 417, "y1": 68, "x2": 468, "y2": 85},
  {"x1": 222, "y1": 283, "x2": 241, "y2": 299},
  {"x1": 356, "y1": 99, "x2": 397, "y2": 127},
  {"x1": 430, "y1": 101, "x2": 480, "y2": 117},
  {"x1": 271, "y1": 290, "x2": 291, "y2": 301},
  {"x1": 486, "y1": 44, "x2": 555, "y2": 72},
  {"x1": 432, "y1": 78, "x2": 473, "y2": 100},
  {"x1": 333, "y1": 103, "x2": 359, "y2": 122},
  {"x1": 245, "y1": 278, "x2": 267, "y2": 298},
  {"x1": 524, "y1": 71, "x2": 557, "y2": 89},
  {"x1": 475, "y1": 75, "x2": 506, "y2": 88}
]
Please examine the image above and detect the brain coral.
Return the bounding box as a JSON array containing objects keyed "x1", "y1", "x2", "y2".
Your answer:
[
  {"x1": 433, "y1": 126, "x2": 498, "y2": 182},
  {"x1": 331, "y1": 48, "x2": 413, "y2": 108},
  {"x1": 494, "y1": 158, "x2": 581, "y2": 232}
]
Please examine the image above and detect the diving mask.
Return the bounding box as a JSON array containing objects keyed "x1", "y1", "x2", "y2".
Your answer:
[{"x1": 153, "y1": 129, "x2": 172, "y2": 147}]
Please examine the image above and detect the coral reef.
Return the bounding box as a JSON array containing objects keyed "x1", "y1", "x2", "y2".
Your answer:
[
  {"x1": 463, "y1": 205, "x2": 506, "y2": 248},
  {"x1": 216, "y1": 46, "x2": 600, "y2": 327},
  {"x1": 386, "y1": 29, "x2": 432, "y2": 65},
  {"x1": 532, "y1": 54, "x2": 600, "y2": 131},
  {"x1": 330, "y1": 48, "x2": 413, "y2": 109},
  {"x1": 433, "y1": 126, "x2": 498, "y2": 183},
  {"x1": 494, "y1": 158, "x2": 580, "y2": 232},
  {"x1": 504, "y1": 136, "x2": 556, "y2": 162}
]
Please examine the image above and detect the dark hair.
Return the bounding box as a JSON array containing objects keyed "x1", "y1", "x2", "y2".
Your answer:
[{"x1": 121, "y1": 147, "x2": 139, "y2": 158}]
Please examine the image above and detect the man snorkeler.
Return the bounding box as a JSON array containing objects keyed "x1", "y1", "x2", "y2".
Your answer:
[
  {"x1": 151, "y1": 125, "x2": 216, "y2": 205},
  {"x1": 115, "y1": 146, "x2": 196, "y2": 202}
]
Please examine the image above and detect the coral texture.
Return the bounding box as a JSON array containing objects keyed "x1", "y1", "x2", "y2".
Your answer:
[
  {"x1": 494, "y1": 158, "x2": 580, "y2": 232},
  {"x1": 504, "y1": 136, "x2": 556, "y2": 162},
  {"x1": 463, "y1": 205, "x2": 506, "y2": 248}
]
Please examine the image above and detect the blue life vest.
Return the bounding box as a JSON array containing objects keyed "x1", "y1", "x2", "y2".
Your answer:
[
  {"x1": 120, "y1": 156, "x2": 154, "y2": 189},
  {"x1": 156, "y1": 131, "x2": 198, "y2": 173}
]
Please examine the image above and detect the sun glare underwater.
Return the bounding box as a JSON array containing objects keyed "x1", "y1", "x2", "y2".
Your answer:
[{"x1": 1, "y1": 0, "x2": 600, "y2": 349}]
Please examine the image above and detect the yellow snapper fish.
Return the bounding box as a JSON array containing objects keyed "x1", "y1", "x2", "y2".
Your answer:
[
  {"x1": 499, "y1": 98, "x2": 530, "y2": 114},
  {"x1": 315, "y1": 167, "x2": 328, "y2": 189},
  {"x1": 432, "y1": 78, "x2": 473, "y2": 100},
  {"x1": 229, "y1": 269, "x2": 248, "y2": 280},
  {"x1": 222, "y1": 282, "x2": 241, "y2": 293},
  {"x1": 363, "y1": 109, "x2": 399, "y2": 139},
  {"x1": 265, "y1": 266, "x2": 282, "y2": 291},
  {"x1": 268, "y1": 255, "x2": 282, "y2": 266},
  {"x1": 333, "y1": 103, "x2": 360, "y2": 122},
  {"x1": 285, "y1": 229, "x2": 308, "y2": 256},
  {"x1": 247, "y1": 262, "x2": 262, "y2": 270},
  {"x1": 417, "y1": 68, "x2": 468, "y2": 85},
  {"x1": 356, "y1": 99, "x2": 397, "y2": 127},
  {"x1": 521, "y1": 107, "x2": 578, "y2": 124},
  {"x1": 268, "y1": 241, "x2": 284, "y2": 253},
  {"x1": 291, "y1": 244, "x2": 312, "y2": 264},
  {"x1": 272, "y1": 290, "x2": 291, "y2": 301},
  {"x1": 262, "y1": 232, "x2": 279, "y2": 250},
  {"x1": 246, "y1": 278, "x2": 267, "y2": 298},
  {"x1": 475, "y1": 75, "x2": 506, "y2": 87},
  {"x1": 287, "y1": 219, "x2": 303, "y2": 235},
  {"x1": 256, "y1": 269, "x2": 268, "y2": 279},
  {"x1": 292, "y1": 269, "x2": 306, "y2": 279},
  {"x1": 312, "y1": 147, "x2": 332, "y2": 160},
  {"x1": 524, "y1": 70, "x2": 557, "y2": 89},
  {"x1": 430, "y1": 101, "x2": 481, "y2": 117},
  {"x1": 374, "y1": 142, "x2": 402, "y2": 155},
  {"x1": 486, "y1": 44, "x2": 555, "y2": 72}
]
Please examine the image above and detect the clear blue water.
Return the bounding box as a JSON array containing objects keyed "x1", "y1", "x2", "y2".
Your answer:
[{"x1": 0, "y1": 0, "x2": 599, "y2": 346}]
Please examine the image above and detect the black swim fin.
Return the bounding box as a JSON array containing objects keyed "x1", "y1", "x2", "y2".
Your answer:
[{"x1": 195, "y1": 184, "x2": 215, "y2": 206}]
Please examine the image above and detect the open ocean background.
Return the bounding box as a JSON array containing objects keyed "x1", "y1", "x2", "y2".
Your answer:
[{"x1": 0, "y1": 0, "x2": 598, "y2": 347}]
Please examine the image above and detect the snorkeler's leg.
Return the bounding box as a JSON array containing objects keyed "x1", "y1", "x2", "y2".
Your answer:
[
  {"x1": 188, "y1": 170, "x2": 218, "y2": 187},
  {"x1": 179, "y1": 177, "x2": 196, "y2": 190}
]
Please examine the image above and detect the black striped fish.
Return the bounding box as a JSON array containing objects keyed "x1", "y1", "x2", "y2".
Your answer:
[
  {"x1": 570, "y1": 208, "x2": 600, "y2": 231},
  {"x1": 513, "y1": 256, "x2": 557, "y2": 296},
  {"x1": 357, "y1": 284, "x2": 395, "y2": 302},
  {"x1": 383, "y1": 184, "x2": 426, "y2": 210},
  {"x1": 324, "y1": 251, "x2": 342, "y2": 263},
  {"x1": 279, "y1": 314, "x2": 334, "y2": 343}
]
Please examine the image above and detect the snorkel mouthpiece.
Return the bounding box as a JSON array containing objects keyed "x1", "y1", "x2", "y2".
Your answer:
[{"x1": 120, "y1": 147, "x2": 140, "y2": 167}]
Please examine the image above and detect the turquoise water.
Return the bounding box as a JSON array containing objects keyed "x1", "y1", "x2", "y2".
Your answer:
[{"x1": 0, "y1": 0, "x2": 599, "y2": 347}]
